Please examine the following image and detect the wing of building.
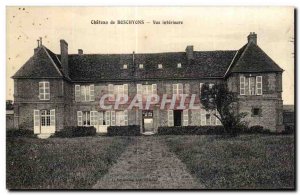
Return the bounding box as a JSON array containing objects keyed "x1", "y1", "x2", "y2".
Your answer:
[{"x1": 12, "y1": 32, "x2": 284, "y2": 136}]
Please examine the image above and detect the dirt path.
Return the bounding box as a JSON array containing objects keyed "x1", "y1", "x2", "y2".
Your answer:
[{"x1": 93, "y1": 136, "x2": 204, "y2": 189}]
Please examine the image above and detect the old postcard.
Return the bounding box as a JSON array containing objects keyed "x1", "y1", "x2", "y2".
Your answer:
[{"x1": 6, "y1": 6, "x2": 295, "y2": 190}]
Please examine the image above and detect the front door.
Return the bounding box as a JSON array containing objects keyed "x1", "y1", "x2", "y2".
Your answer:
[{"x1": 142, "y1": 110, "x2": 154, "y2": 132}]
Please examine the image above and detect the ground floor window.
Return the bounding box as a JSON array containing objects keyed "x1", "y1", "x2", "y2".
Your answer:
[
  {"x1": 168, "y1": 109, "x2": 189, "y2": 127},
  {"x1": 77, "y1": 110, "x2": 128, "y2": 126},
  {"x1": 201, "y1": 109, "x2": 222, "y2": 126}
]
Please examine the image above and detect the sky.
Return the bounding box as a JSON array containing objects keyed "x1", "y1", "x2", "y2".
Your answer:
[{"x1": 6, "y1": 7, "x2": 294, "y2": 104}]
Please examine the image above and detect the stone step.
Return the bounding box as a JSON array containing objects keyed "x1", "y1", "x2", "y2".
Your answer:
[{"x1": 37, "y1": 134, "x2": 51, "y2": 139}]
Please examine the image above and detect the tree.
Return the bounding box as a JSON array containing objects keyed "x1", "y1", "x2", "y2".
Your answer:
[{"x1": 200, "y1": 83, "x2": 247, "y2": 136}]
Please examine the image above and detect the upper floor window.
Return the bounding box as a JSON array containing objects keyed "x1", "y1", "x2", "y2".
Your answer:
[
  {"x1": 137, "y1": 84, "x2": 157, "y2": 96},
  {"x1": 240, "y1": 76, "x2": 262, "y2": 95},
  {"x1": 123, "y1": 64, "x2": 128, "y2": 69},
  {"x1": 139, "y1": 64, "x2": 144, "y2": 69},
  {"x1": 173, "y1": 83, "x2": 183, "y2": 95},
  {"x1": 75, "y1": 84, "x2": 95, "y2": 102},
  {"x1": 108, "y1": 84, "x2": 128, "y2": 101},
  {"x1": 158, "y1": 64, "x2": 163, "y2": 69},
  {"x1": 177, "y1": 63, "x2": 182, "y2": 68},
  {"x1": 39, "y1": 81, "x2": 50, "y2": 100}
]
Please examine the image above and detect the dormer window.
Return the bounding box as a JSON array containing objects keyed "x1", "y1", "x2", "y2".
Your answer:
[
  {"x1": 139, "y1": 64, "x2": 144, "y2": 69},
  {"x1": 177, "y1": 63, "x2": 182, "y2": 68},
  {"x1": 123, "y1": 64, "x2": 128, "y2": 69},
  {"x1": 158, "y1": 64, "x2": 163, "y2": 69}
]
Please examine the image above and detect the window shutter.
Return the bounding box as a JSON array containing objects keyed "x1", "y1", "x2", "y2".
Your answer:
[
  {"x1": 200, "y1": 83, "x2": 204, "y2": 94},
  {"x1": 123, "y1": 84, "x2": 128, "y2": 96},
  {"x1": 183, "y1": 109, "x2": 189, "y2": 126},
  {"x1": 256, "y1": 76, "x2": 262, "y2": 95},
  {"x1": 168, "y1": 110, "x2": 174, "y2": 126},
  {"x1": 201, "y1": 109, "x2": 206, "y2": 126},
  {"x1": 111, "y1": 111, "x2": 116, "y2": 126},
  {"x1": 50, "y1": 109, "x2": 55, "y2": 126},
  {"x1": 185, "y1": 84, "x2": 190, "y2": 94},
  {"x1": 108, "y1": 84, "x2": 114, "y2": 101},
  {"x1": 89, "y1": 84, "x2": 95, "y2": 101},
  {"x1": 152, "y1": 84, "x2": 157, "y2": 94},
  {"x1": 240, "y1": 76, "x2": 245, "y2": 95},
  {"x1": 75, "y1": 85, "x2": 81, "y2": 102},
  {"x1": 39, "y1": 82, "x2": 43, "y2": 100},
  {"x1": 77, "y1": 111, "x2": 83, "y2": 126},
  {"x1": 124, "y1": 110, "x2": 128, "y2": 125},
  {"x1": 172, "y1": 84, "x2": 177, "y2": 94},
  {"x1": 137, "y1": 84, "x2": 142, "y2": 95},
  {"x1": 105, "y1": 111, "x2": 111, "y2": 126},
  {"x1": 33, "y1": 110, "x2": 40, "y2": 134},
  {"x1": 99, "y1": 112, "x2": 104, "y2": 125}
]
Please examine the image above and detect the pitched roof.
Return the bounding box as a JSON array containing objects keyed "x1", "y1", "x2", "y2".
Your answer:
[
  {"x1": 229, "y1": 41, "x2": 283, "y2": 74},
  {"x1": 13, "y1": 40, "x2": 284, "y2": 81},
  {"x1": 66, "y1": 50, "x2": 237, "y2": 81},
  {"x1": 12, "y1": 46, "x2": 63, "y2": 79}
]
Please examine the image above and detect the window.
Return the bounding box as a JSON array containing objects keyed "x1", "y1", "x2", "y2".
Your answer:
[
  {"x1": 123, "y1": 64, "x2": 128, "y2": 69},
  {"x1": 240, "y1": 75, "x2": 263, "y2": 95},
  {"x1": 39, "y1": 81, "x2": 50, "y2": 100},
  {"x1": 249, "y1": 77, "x2": 256, "y2": 95},
  {"x1": 40, "y1": 110, "x2": 51, "y2": 126},
  {"x1": 173, "y1": 83, "x2": 183, "y2": 95},
  {"x1": 108, "y1": 84, "x2": 128, "y2": 101},
  {"x1": 252, "y1": 108, "x2": 262, "y2": 117},
  {"x1": 177, "y1": 63, "x2": 182, "y2": 68},
  {"x1": 82, "y1": 111, "x2": 90, "y2": 126},
  {"x1": 137, "y1": 84, "x2": 157, "y2": 96},
  {"x1": 158, "y1": 64, "x2": 163, "y2": 69},
  {"x1": 33, "y1": 109, "x2": 55, "y2": 133},
  {"x1": 139, "y1": 64, "x2": 144, "y2": 69},
  {"x1": 75, "y1": 84, "x2": 94, "y2": 102},
  {"x1": 240, "y1": 76, "x2": 246, "y2": 95},
  {"x1": 105, "y1": 110, "x2": 128, "y2": 126}
]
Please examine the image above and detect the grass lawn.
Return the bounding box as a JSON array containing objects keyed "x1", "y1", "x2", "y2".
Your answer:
[
  {"x1": 7, "y1": 136, "x2": 133, "y2": 189},
  {"x1": 163, "y1": 134, "x2": 295, "y2": 189}
]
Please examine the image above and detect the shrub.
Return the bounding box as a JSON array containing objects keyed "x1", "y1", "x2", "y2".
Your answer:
[
  {"x1": 6, "y1": 128, "x2": 35, "y2": 138},
  {"x1": 107, "y1": 125, "x2": 141, "y2": 136},
  {"x1": 243, "y1": 125, "x2": 271, "y2": 134},
  {"x1": 282, "y1": 126, "x2": 294, "y2": 135},
  {"x1": 157, "y1": 126, "x2": 225, "y2": 135},
  {"x1": 54, "y1": 126, "x2": 96, "y2": 138}
]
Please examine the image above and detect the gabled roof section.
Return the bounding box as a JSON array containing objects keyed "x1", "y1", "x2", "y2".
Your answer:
[
  {"x1": 229, "y1": 41, "x2": 283, "y2": 74},
  {"x1": 12, "y1": 46, "x2": 63, "y2": 79}
]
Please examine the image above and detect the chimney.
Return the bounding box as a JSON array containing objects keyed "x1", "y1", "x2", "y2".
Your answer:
[
  {"x1": 34, "y1": 39, "x2": 41, "y2": 54},
  {"x1": 78, "y1": 49, "x2": 83, "y2": 55},
  {"x1": 60, "y1": 39, "x2": 69, "y2": 76},
  {"x1": 247, "y1": 32, "x2": 257, "y2": 45},
  {"x1": 39, "y1": 37, "x2": 43, "y2": 46},
  {"x1": 185, "y1": 45, "x2": 194, "y2": 60}
]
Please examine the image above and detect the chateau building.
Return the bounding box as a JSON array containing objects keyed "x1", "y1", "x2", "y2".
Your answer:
[{"x1": 12, "y1": 32, "x2": 284, "y2": 135}]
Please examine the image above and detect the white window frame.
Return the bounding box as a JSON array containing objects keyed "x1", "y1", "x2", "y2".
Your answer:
[
  {"x1": 249, "y1": 77, "x2": 256, "y2": 95},
  {"x1": 177, "y1": 63, "x2": 182, "y2": 68},
  {"x1": 123, "y1": 64, "x2": 128, "y2": 69},
  {"x1": 77, "y1": 84, "x2": 94, "y2": 102},
  {"x1": 39, "y1": 81, "x2": 50, "y2": 100},
  {"x1": 240, "y1": 76, "x2": 246, "y2": 95},
  {"x1": 158, "y1": 64, "x2": 163, "y2": 69},
  {"x1": 173, "y1": 83, "x2": 183, "y2": 95},
  {"x1": 139, "y1": 64, "x2": 144, "y2": 69}
]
